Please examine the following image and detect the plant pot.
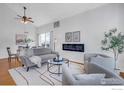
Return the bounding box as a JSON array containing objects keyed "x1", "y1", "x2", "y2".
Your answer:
[{"x1": 114, "y1": 60, "x2": 120, "y2": 70}]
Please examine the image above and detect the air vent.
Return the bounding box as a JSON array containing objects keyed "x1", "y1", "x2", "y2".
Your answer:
[{"x1": 53, "y1": 21, "x2": 60, "y2": 28}]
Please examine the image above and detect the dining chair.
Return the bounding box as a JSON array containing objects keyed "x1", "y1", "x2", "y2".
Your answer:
[{"x1": 6, "y1": 47, "x2": 18, "y2": 62}]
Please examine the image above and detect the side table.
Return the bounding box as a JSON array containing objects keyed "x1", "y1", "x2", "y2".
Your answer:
[{"x1": 120, "y1": 72, "x2": 124, "y2": 78}]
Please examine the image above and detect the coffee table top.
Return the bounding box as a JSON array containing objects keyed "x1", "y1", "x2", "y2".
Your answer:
[{"x1": 48, "y1": 58, "x2": 69, "y2": 65}]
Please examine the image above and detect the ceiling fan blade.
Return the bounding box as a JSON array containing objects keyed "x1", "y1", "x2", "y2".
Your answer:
[
  {"x1": 16, "y1": 6, "x2": 34, "y2": 24},
  {"x1": 17, "y1": 15, "x2": 22, "y2": 17},
  {"x1": 27, "y1": 19, "x2": 34, "y2": 23},
  {"x1": 14, "y1": 17, "x2": 21, "y2": 19},
  {"x1": 28, "y1": 17, "x2": 32, "y2": 19}
]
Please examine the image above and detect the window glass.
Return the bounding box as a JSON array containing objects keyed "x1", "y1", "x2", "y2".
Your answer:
[{"x1": 39, "y1": 32, "x2": 51, "y2": 48}]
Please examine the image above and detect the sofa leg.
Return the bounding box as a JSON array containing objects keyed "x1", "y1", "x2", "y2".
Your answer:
[{"x1": 27, "y1": 67, "x2": 29, "y2": 72}]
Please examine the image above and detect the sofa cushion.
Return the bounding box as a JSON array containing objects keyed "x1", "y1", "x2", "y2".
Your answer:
[
  {"x1": 101, "y1": 78, "x2": 124, "y2": 85},
  {"x1": 40, "y1": 54, "x2": 57, "y2": 60},
  {"x1": 74, "y1": 73, "x2": 105, "y2": 80},
  {"x1": 75, "y1": 74, "x2": 105, "y2": 85},
  {"x1": 33, "y1": 48, "x2": 52, "y2": 56}
]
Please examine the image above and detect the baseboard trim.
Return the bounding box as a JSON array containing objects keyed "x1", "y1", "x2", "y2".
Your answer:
[
  {"x1": 69, "y1": 60, "x2": 84, "y2": 65},
  {"x1": 0, "y1": 58, "x2": 8, "y2": 61}
]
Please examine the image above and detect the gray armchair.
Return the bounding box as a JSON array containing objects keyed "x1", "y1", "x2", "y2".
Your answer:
[
  {"x1": 62, "y1": 62, "x2": 124, "y2": 85},
  {"x1": 20, "y1": 56, "x2": 38, "y2": 72},
  {"x1": 84, "y1": 53, "x2": 113, "y2": 73}
]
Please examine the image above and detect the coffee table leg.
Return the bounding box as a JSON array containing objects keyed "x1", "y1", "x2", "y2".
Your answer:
[
  {"x1": 68, "y1": 61, "x2": 69, "y2": 67},
  {"x1": 47, "y1": 62, "x2": 49, "y2": 71},
  {"x1": 58, "y1": 65, "x2": 61, "y2": 76}
]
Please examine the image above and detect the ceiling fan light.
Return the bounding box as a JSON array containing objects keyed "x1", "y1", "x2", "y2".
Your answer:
[
  {"x1": 24, "y1": 21, "x2": 28, "y2": 24},
  {"x1": 20, "y1": 20, "x2": 28, "y2": 24},
  {"x1": 16, "y1": 6, "x2": 33, "y2": 24}
]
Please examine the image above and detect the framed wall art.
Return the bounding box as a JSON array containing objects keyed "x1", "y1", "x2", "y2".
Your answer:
[
  {"x1": 73, "y1": 31, "x2": 80, "y2": 42},
  {"x1": 65, "y1": 32, "x2": 72, "y2": 42},
  {"x1": 16, "y1": 34, "x2": 26, "y2": 45}
]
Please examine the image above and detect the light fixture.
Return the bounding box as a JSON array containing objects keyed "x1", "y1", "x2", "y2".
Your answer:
[{"x1": 16, "y1": 6, "x2": 34, "y2": 24}]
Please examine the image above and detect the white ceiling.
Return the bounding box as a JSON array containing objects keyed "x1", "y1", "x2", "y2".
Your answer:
[{"x1": 6, "y1": 3, "x2": 106, "y2": 27}]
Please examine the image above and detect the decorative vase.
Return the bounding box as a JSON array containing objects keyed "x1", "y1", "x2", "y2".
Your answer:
[{"x1": 26, "y1": 44, "x2": 29, "y2": 48}]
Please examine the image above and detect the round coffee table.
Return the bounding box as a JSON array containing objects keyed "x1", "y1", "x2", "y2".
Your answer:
[{"x1": 47, "y1": 58, "x2": 69, "y2": 75}]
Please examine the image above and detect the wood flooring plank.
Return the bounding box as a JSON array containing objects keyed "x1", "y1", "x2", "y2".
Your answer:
[{"x1": 0, "y1": 58, "x2": 21, "y2": 85}]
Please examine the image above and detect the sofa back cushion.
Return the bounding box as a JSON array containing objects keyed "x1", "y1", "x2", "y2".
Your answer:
[
  {"x1": 88, "y1": 63, "x2": 119, "y2": 78},
  {"x1": 33, "y1": 48, "x2": 52, "y2": 56},
  {"x1": 90, "y1": 55, "x2": 114, "y2": 71},
  {"x1": 84, "y1": 53, "x2": 113, "y2": 73}
]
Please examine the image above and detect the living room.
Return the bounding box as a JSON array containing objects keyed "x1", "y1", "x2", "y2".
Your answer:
[{"x1": 0, "y1": 3, "x2": 124, "y2": 86}]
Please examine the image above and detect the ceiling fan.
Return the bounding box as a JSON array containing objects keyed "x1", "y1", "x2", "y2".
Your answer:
[{"x1": 16, "y1": 6, "x2": 34, "y2": 24}]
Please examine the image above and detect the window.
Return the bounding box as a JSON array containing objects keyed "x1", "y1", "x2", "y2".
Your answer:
[{"x1": 39, "y1": 32, "x2": 51, "y2": 48}]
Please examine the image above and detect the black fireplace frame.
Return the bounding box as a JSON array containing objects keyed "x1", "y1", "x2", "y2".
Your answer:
[{"x1": 62, "y1": 44, "x2": 84, "y2": 52}]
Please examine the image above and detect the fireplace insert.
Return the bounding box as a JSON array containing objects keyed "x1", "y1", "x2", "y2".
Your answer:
[{"x1": 62, "y1": 44, "x2": 84, "y2": 52}]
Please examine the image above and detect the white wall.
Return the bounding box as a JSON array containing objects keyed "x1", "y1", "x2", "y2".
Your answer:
[
  {"x1": 0, "y1": 4, "x2": 36, "y2": 59},
  {"x1": 37, "y1": 4, "x2": 124, "y2": 69}
]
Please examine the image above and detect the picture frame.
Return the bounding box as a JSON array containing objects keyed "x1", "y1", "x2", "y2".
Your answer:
[
  {"x1": 65, "y1": 32, "x2": 72, "y2": 42},
  {"x1": 16, "y1": 34, "x2": 26, "y2": 45},
  {"x1": 73, "y1": 31, "x2": 80, "y2": 42}
]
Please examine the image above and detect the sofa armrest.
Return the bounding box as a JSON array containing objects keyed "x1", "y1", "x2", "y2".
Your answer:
[{"x1": 20, "y1": 56, "x2": 36, "y2": 67}]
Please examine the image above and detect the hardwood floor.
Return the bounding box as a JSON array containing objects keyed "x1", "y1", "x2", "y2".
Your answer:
[
  {"x1": 0, "y1": 58, "x2": 21, "y2": 85},
  {"x1": 0, "y1": 58, "x2": 82, "y2": 85}
]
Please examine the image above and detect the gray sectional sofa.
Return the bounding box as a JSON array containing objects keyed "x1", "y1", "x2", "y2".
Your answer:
[
  {"x1": 19, "y1": 48, "x2": 59, "y2": 71},
  {"x1": 31, "y1": 48, "x2": 59, "y2": 63},
  {"x1": 62, "y1": 53, "x2": 124, "y2": 85},
  {"x1": 24, "y1": 48, "x2": 59, "y2": 63}
]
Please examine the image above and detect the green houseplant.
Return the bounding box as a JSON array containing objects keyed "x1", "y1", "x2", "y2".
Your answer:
[
  {"x1": 101, "y1": 28, "x2": 124, "y2": 69},
  {"x1": 25, "y1": 38, "x2": 34, "y2": 48}
]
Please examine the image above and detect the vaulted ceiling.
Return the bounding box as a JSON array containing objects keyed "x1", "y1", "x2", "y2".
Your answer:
[{"x1": 6, "y1": 3, "x2": 106, "y2": 27}]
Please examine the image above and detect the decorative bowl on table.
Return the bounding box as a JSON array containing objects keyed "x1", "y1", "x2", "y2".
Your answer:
[{"x1": 53, "y1": 57, "x2": 63, "y2": 62}]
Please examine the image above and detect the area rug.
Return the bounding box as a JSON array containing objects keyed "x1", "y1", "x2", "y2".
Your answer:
[
  {"x1": 8, "y1": 62, "x2": 84, "y2": 85},
  {"x1": 8, "y1": 64, "x2": 62, "y2": 85}
]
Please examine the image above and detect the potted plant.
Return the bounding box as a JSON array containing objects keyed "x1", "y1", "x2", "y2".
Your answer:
[
  {"x1": 25, "y1": 38, "x2": 34, "y2": 48},
  {"x1": 101, "y1": 28, "x2": 124, "y2": 70}
]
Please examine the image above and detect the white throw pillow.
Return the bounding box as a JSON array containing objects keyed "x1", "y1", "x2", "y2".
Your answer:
[{"x1": 74, "y1": 73, "x2": 105, "y2": 80}]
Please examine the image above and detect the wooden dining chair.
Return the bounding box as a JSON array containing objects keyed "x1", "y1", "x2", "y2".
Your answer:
[{"x1": 6, "y1": 47, "x2": 18, "y2": 62}]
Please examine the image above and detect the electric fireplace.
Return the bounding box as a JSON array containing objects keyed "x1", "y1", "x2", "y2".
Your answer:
[{"x1": 62, "y1": 44, "x2": 84, "y2": 52}]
